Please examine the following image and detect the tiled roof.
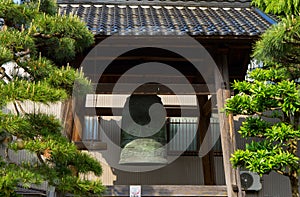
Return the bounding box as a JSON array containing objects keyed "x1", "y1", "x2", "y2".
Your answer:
[
  {"x1": 58, "y1": 1, "x2": 276, "y2": 36},
  {"x1": 59, "y1": 0, "x2": 252, "y2": 7}
]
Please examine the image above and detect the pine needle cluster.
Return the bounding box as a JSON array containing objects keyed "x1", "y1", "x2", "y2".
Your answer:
[
  {"x1": 227, "y1": 1, "x2": 300, "y2": 196},
  {"x1": 0, "y1": 0, "x2": 105, "y2": 196}
]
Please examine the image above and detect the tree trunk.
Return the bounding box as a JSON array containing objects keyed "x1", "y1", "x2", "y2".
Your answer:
[{"x1": 290, "y1": 171, "x2": 299, "y2": 197}]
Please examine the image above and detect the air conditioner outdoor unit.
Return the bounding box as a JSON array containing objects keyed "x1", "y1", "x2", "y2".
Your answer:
[{"x1": 240, "y1": 171, "x2": 262, "y2": 191}]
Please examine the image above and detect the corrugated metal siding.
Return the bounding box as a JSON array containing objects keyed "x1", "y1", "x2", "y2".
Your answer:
[
  {"x1": 241, "y1": 172, "x2": 292, "y2": 197},
  {"x1": 234, "y1": 116, "x2": 295, "y2": 197},
  {"x1": 112, "y1": 156, "x2": 204, "y2": 185},
  {"x1": 168, "y1": 117, "x2": 198, "y2": 152},
  {"x1": 212, "y1": 156, "x2": 292, "y2": 197},
  {"x1": 1, "y1": 102, "x2": 298, "y2": 196},
  {"x1": 86, "y1": 154, "x2": 205, "y2": 186},
  {"x1": 260, "y1": 172, "x2": 292, "y2": 197},
  {"x1": 83, "y1": 116, "x2": 101, "y2": 140},
  {"x1": 214, "y1": 157, "x2": 226, "y2": 185},
  {"x1": 80, "y1": 151, "x2": 117, "y2": 185},
  {"x1": 211, "y1": 116, "x2": 222, "y2": 152},
  {"x1": 100, "y1": 116, "x2": 122, "y2": 145},
  {"x1": 88, "y1": 116, "x2": 201, "y2": 152},
  {"x1": 85, "y1": 116, "x2": 205, "y2": 185}
]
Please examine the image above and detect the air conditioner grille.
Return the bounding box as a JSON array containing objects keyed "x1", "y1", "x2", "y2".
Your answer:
[
  {"x1": 240, "y1": 171, "x2": 262, "y2": 191},
  {"x1": 240, "y1": 172, "x2": 254, "y2": 189}
]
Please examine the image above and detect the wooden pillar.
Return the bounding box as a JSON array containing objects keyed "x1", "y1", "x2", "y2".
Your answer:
[
  {"x1": 61, "y1": 98, "x2": 76, "y2": 140},
  {"x1": 62, "y1": 97, "x2": 84, "y2": 144},
  {"x1": 215, "y1": 54, "x2": 244, "y2": 197},
  {"x1": 198, "y1": 95, "x2": 216, "y2": 185}
]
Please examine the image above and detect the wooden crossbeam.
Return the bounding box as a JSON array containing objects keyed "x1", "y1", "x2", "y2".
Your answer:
[
  {"x1": 84, "y1": 107, "x2": 199, "y2": 117},
  {"x1": 92, "y1": 83, "x2": 215, "y2": 95},
  {"x1": 83, "y1": 56, "x2": 209, "y2": 62},
  {"x1": 104, "y1": 185, "x2": 228, "y2": 196}
]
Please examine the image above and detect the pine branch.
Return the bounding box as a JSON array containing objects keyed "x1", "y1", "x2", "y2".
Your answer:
[
  {"x1": 0, "y1": 1, "x2": 102, "y2": 196},
  {"x1": 4, "y1": 147, "x2": 11, "y2": 163},
  {"x1": 276, "y1": 169, "x2": 289, "y2": 177},
  {"x1": 14, "y1": 48, "x2": 31, "y2": 58},
  {"x1": 16, "y1": 100, "x2": 26, "y2": 114},
  {"x1": 32, "y1": 32, "x2": 62, "y2": 39},
  {"x1": 13, "y1": 101, "x2": 20, "y2": 116},
  {"x1": 0, "y1": 67, "x2": 12, "y2": 81},
  {"x1": 36, "y1": 152, "x2": 45, "y2": 165}
]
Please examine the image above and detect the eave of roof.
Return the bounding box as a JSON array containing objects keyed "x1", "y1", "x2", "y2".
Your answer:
[
  {"x1": 58, "y1": 0, "x2": 276, "y2": 37},
  {"x1": 58, "y1": 0, "x2": 252, "y2": 8}
]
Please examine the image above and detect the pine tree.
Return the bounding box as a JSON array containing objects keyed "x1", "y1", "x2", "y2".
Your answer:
[
  {"x1": 252, "y1": 0, "x2": 300, "y2": 17},
  {"x1": 226, "y1": 1, "x2": 300, "y2": 196},
  {"x1": 0, "y1": 0, "x2": 105, "y2": 196}
]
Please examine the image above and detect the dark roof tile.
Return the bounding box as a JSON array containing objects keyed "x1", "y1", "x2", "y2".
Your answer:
[
  {"x1": 59, "y1": 0, "x2": 252, "y2": 7},
  {"x1": 58, "y1": 3, "x2": 275, "y2": 36}
]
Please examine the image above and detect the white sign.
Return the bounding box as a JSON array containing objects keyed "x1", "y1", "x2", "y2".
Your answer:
[{"x1": 130, "y1": 185, "x2": 141, "y2": 197}]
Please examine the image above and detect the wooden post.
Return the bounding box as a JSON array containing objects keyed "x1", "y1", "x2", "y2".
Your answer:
[
  {"x1": 198, "y1": 95, "x2": 216, "y2": 185},
  {"x1": 61, "y1": 97, "x2": 84, "y2": 142},
  {"x1": 215, "y1": 54, "x2": 244, "y2": 197},
  {"x1": 61, "y1": 98, "x2": 75, "y2": 140}
]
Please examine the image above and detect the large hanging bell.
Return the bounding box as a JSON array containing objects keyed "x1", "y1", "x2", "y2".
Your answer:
[{"x1": 119, "y1": 95, "x2": 168, "y2": 165}]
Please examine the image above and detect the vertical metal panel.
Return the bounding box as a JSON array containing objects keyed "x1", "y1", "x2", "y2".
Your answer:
[
  {"x1": 260, "y1": 172, "x2": 292, "y2": 197},
  {"x1": 100, "y1": 116, "x2": 121, "y2": 146},
  {"x1": 210, "y1": 115, "x2": 222, "y2": 152},
  {"x1": 88, "y1": 155, "x2": 205, "y2": 185},
  {"x1": 234, "y1": 116, "x2": 295, "y2": 197},
  {"x1": 168, "y1": 117, "x2": 198, "y2": 152},
  {"x1": 214, "y1": 156, "x2": 226, "y2": 185},
  {"x1": 1, "y1": 101, "x2": 298, "y2": 196},
  {"x1": 242, "y1": 172, "x2": 292, "y2": 197},
  {"x1": 83, "y1": 116, "x2": 100, "y2": 140},
  {"x1": 80, "y1": 151, "x2": 117, "y2": 186}
]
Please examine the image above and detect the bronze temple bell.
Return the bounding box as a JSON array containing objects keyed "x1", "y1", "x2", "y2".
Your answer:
[{"x1": 119, "y1": 95, "x2": 168, "y2": 165}]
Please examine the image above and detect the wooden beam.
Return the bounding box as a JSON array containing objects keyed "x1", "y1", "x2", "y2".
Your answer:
[
  {"x1": 83, "y1": 56, "x2": 208, "y2": 62},
  {"x1": 198, "y1": 95, "x2": 215, "y2": 185},
  {"x1": 85, "y1": 107, "x2": 200, "y2": 117},
  {"x1": 91, "y1": 75, "x2": 199, "y2": 84},
  {"x1": 93, "y1": 83, "x2": 215, "y2": 95},
  {"x1": 104, "y1": 185, "x2": 227, "y2": 196},
  {"x1": 94, "y1": 35, "x2": 256, "y2": 46}
]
